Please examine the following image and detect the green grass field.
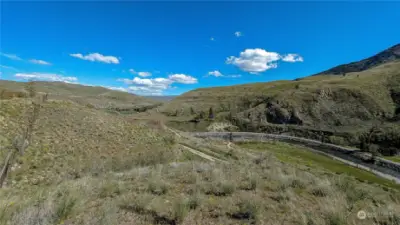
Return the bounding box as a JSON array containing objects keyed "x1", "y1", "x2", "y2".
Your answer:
[
  {"x1": 383, "y1": 156, "x2": 400, "y2": 163},
  {"x1": 237, "y1": 141, "x2": 400, "y2": 190}
]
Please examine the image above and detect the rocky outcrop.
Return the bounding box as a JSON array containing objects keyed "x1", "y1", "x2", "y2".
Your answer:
[{"x1": 315, "y1": 43, "x2": 400, "y2": 75}]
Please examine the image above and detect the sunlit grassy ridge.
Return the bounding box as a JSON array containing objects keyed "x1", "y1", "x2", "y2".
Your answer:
[
  {"x1": 0, "y1": 80, "x2": 160, "y2": 109},
  {"x1": 163, "y1": 61, "x2": 400, "y2": 124},
  {"x1": 162, "y1": 61, "x2": 400, "y2": 155}
]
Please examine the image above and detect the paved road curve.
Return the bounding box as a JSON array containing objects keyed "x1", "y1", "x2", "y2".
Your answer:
[{"x1": 189, "y1": 132, "x2": 400, "y2": 184}]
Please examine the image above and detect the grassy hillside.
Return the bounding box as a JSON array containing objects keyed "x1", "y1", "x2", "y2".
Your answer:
[
  {"x1": 0, "y1": 98, "x2": 177, "y2": 188},
  {"x1": 162, "y1": 61, "x2": 400, "y2": 155},
  {"x1": 1, "y1": 84, "x2": 399, "y2": 224},
  {"x1": 0, "y1": 80, "x2": 160, "y2": 110}
]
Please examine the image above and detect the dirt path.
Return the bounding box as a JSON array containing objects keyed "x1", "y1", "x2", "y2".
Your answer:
[
  {"x1": 163, "y1": 124, "x2": 228, "y2": 163},
  {"x1": 179, "y1": 144, "x2": 227, "y2": 163}
]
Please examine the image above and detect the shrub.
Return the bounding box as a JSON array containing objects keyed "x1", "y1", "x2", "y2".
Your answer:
[
  {"x1": 147, "y1": 179, "x2": 168, "y2": 195},
  {"x1": 204, "y1": 180, "x2": 235, "y2": 196},
  {"x1": 289, "y1": 178, "x2": 307, "y2": 189},
  {"x1": 118, "y1": 194, "x2": 153, "y2": 213},
  {"x1": 172, "y1": 198, "x2": 189, "y2": 223},
  {"x1": 239, "y1": 174, "x2": 259, "y2": 191},
  {"x1": 228, "y1": 198, "x2": 259, "y2": 221},
  {"x1": 99, "y1": 181, "x2": 121, "y2": 198},
  {"x1": 54, "y1": 192, "x2": 78, "y2": 224},
  {"x1": 187, "y1": 194, "x2": 202, "y2": 210},
  {"x1": 309, "y1": 181, "x2": 332, "y2": 197},
  {"x1": 328, "y1": 136, "x2": 346, "y2": 146},
  {"x1": 325, "y1": 212, "x2": 346, "y2": 225}
]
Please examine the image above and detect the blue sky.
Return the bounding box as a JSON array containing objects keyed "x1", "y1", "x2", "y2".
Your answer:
[{"x1": 1, "y1": 2, "x2": 399, "y2": 95}]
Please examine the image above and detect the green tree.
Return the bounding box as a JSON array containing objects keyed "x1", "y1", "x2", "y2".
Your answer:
[
  {"x1": 208, "y1": 107, "x2": 214, "y2": 119},
  {"x1": 199, "y1": 111, "x2": 205, "y2": 119}
]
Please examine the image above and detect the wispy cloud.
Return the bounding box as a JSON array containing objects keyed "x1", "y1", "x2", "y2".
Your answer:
[
  {"x1": 281, "y1": 54, "x2": 304, "y2": 62},
  {"x1": 70, "y1": 53, "x2": 120, "y2": 64},
  {"x1": 226, "y1": 48, "x2": 303, "y2": 74},
  {"x1": 138, "y1": 71, "x2": 152, "y2": 77},
  {"x1": 169, "y1": 74, "x2": 198, "y2": 84},
  {"x1": 208, "y1": 70, "x2": 223, "y2": 77},
  {"x1": 210, "y1": 37, "x2": 215, "y2": 41},
  {"x1": 129, "y1": 68, "x2": 152, "y2": 77},
  {"x1": 228, "y1": 74, "x2": 242, "y2": 78},
  {"x1": 29, "y1": 59, "x2": 52, "y2": 65},
  {"x1": 0, "y1": 65, "x2": 18, "y2": 71},
  {"x1": 206, "y1": 70, "x2": 241, "y2": 78},
  {"x1": 234, "y1": 31, "x2": 243, "y2": 37},
  {"x1": 1, "y1": 53, "x2": 52, "y2": 66},
  {"x1": 117, "y1": 74, "x2": 197, "y2": 95},
  {"x1": 103, "y1": 86, "x2": 130, "y2": 93},
  {"x1": 0, "y1": 53, "x2": 22, "y2": 61},
  {"x1": 15, "y1": 72, "x2": 78, "y2": 83}
]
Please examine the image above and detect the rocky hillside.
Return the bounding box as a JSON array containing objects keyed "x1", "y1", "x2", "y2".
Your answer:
[
  {"x1": 315, "y1": 43, "x2": 400, "y2": 75},
  {"x1": 162, "y1": 50, "x2": 400, "y2": 155}
]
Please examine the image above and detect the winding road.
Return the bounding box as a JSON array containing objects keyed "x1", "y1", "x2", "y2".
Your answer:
[{"x1": 189, "y1": 132, "x2": 400, "y2": 184}]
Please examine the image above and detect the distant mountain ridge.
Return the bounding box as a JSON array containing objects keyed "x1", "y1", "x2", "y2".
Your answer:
[
  {"x1": 315, "y1": 43, "x2": 400, "y2": 76},
  {"x1": 144, "y1": 95, "x2": 177, "y2": 101}
]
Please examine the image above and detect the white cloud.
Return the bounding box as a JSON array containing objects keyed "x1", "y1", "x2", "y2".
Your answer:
[
  {"x1": 104, "y1": 86, "x2": 129, "y2": 92},
  {"x1": 208, "y1": 70, "x2": 223, "y2": 77},
  {"x1": 118, "y1": 77, "x2": 171, "y2": 95},
  {"x1": 234, "y1": 31, "x2": 243, "y2": 37},
  {"x1": 29, "y1": 59, "x2": 52, "y2": 65},
  {"x1": 226, "y1": 48, "x2": 281, "y2": 74},
  {"x1": 119, "y1": 77, "x2": 171, "y2": 89},
  {"x1": 128, "y1": 86, "x2": 163, "y2": 96},
  {"x1": 169, "y1": 74, "x2": 198, "y2": 84},
  {"x1": 117, "y1": 73, "x2": 197, "y2": 95},
  {"x1": 14, "y1": 73, "x2": 78, "y2": 83},
  {"x1": 138, "y1": 71, "x2": 152, "y2": 77},
  {"x1": 210, "y1": 37, "x2": 215, "y2": 41},
  {"x1": 281, "y1": 54, "x2": 304, "y2": 62},
  {"x1": 129, "y1": 69, "x2": 152, "y2": 77},
  {"x1": 0, "y1": 53, "x2": 22, "y2": 61},
  {"x1": 70, "y1": 53, "x2": 120, "y2": 64},
  {"x1": 206, "y1": 70, "x2": 241, "y2": 78}
]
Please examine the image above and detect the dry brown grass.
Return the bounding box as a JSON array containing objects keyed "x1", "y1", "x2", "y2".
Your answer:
[
  {"x1": 1, "y1": 150, "x2": 399, "y2": 225},
  {"x1": 0, "y1": 98, "x2": 179, "y2": 188},
  {"x1": 0, "y1": 80, "x2": 160, "y2": 110},
  {"x1": 1, "y1": 89, "x2": 400, "y2": 225}
]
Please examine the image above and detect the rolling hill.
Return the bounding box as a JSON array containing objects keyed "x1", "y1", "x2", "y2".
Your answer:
[
  {"x1": 1, "y1": 94, "x2": 399, "y2": 225},
  {"x1": 162, "y1": 45, "x2": 400, "y2": 155},
  {"x1": 315, "y1": 43, "x2": 400, "y2": 75},
  {"x1": 0, "y1": 80, "x2": 160, "y2": 110}
]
